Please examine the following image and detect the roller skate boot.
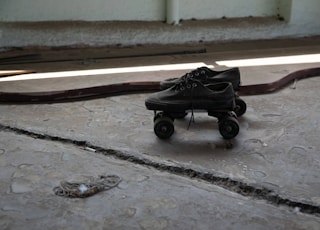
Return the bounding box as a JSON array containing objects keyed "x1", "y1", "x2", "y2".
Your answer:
[
  {"x1": 145, "y1": 78, "x2": 240, "y2": 139},
  {"x1": 160, "y1": 67, "x2": 246, "y2": 117},
  {"x1": 160, "y1": 67, "x2": 240, "y2": 90}
]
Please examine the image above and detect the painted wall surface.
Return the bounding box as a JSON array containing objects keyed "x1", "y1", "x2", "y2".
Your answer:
[
  {"x1": 278, "y1": 0, "x2": 292, "y2": 21},
  {"x1": 290, "y1": 0, "x2": 320, "y2": 25},
  {"x1": 180, "y1": 0, "x2": 278, "y2": 20},
  {"x1": 0, "y1": 0, "x2": 279, "y2": 22},
  {"x1": 0, "y1": 0, "x2": 319, "y2": 47},
  {"x1": 0, "y1": 0, "x2": 165, "y2": 21},
  {"x1": 283, "y1": 0, "x2": 320, "y2": 37}
]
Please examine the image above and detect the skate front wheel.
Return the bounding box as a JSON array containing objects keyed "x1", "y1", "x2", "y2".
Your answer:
[
  {"x1": 234, "y1": 98, "x2": 247, "y2": 117},
  {"x1": 154, "y1": 116, "x2": 174, "y2": 139},
  {"x1": 219, "y1": 117, "x2": 239, "y2": 139}
]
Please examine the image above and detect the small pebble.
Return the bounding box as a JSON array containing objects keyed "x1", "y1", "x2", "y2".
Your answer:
[
  {"x1": 294, "y1": 207, "x2": 300, "y2": 213},
  {"x1": 84, "y1": 147, "x2": 96, "y2": 152}
]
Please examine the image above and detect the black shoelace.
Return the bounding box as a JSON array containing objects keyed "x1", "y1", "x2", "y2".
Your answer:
[
  {"x1": 180, "y1": 68, "x2": 207, "y2": 82},
  {"x1": 187, "y1": 84, "x2": 196, "y2": 130},
  {"x1": 174, "y1": 78, "x2": 198, "y2": 129}
]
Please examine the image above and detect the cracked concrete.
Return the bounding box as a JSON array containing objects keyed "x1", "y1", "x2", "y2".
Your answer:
[
  {"x1": 1, "y1": 124, "x2": 320, "y2": 216},
  {"x1": 1, "y1": 131, "x2": 320, "y2": 230},
  {"x1": 1, "y1": 38, "x2": 320, "y2": 229}
]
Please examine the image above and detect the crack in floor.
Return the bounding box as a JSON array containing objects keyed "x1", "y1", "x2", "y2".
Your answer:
[{"x1": 1, "y1": 123, "x2": 320, "y2": 217}]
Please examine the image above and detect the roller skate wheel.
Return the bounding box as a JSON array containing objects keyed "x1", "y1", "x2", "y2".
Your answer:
[
  {"x1": 219, "y1": 117, "x2": 240, "y2": 139},
  {"x1": 154, "y1": 116, "x2": 174, "y2": 139}
]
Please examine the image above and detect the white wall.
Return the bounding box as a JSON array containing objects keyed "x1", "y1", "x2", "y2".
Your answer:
[
  {"x1": 278, "y1": 0, "x2": 292, "y2": 21},
  {"x1": 0, "y1": 0, "x2": 165, "y2": 21},
  {"x1": 1, "y1": 0, "x2": 318, "y2": 24},
  {"x1": 0, "y1": 0, "x2": 279, "y2": 22},
  {"x1": 0, "y1": 0, "x2": 319, "y2": 47},
  {"x1": 180, "y1": 0, "x2": 278, "y2": 20},
  {"x1": 290, "y1": 0, "x2": 320, "y2": 25},
  {"x1": 284, "y1": 0, "x2": 320, "y2": 36}
]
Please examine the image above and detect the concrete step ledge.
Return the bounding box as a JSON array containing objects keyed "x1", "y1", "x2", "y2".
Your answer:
[{"x1": 0, "y1": 17, "x2": 319, "y2": 48}]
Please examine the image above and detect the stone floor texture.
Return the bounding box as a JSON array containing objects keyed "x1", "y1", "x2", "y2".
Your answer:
[{"x1": 0, "y1": 38, "x2": 320, "y2": 229}]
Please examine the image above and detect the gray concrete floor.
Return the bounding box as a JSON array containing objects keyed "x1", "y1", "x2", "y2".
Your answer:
[{"x1": 1, "y1": 38, "x2": 320, "y2": 229}]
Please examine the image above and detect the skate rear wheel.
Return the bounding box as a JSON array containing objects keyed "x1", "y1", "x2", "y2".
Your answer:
[
  {"x1": 154, "y1": 116, "x2": 174, "y2": 139},
  {"x1": 234, "y1": 98, "x2": 247, "y2": 117},
  {"x1": 219, "y1": 117, "x2": 239, "y2": 139}
]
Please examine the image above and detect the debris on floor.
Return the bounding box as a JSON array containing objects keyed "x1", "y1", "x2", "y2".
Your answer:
[{"x1": 53, "y1": 174, "x2": 121, "y2": 198}]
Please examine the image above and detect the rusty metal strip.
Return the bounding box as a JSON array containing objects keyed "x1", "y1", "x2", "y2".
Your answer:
[
  {"x1": 239, "y1": 67, "x2": 320, "y2": 95},
  {"x1": 0, "y1": 54, "x2": 41, "y2": 65},
  {"x1": 0, "y1": 68, "x2": 319, "y2": 103},
  {"x1": 0, "y1": 82, "x2": 160, "y2": 103},
  {"x1": 0, "y1": 49, "x2": 206, "y2": 65},
  {"x1": 0, "y1": 70, "x2": 35, "y2": 78}
]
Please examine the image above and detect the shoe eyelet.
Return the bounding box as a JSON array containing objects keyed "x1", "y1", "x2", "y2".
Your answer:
[
  {"x1": 180, "y1": 86, "x2": 185, "y2": 90},
  {"x1": 186, "y1": 84, "x2": 191, "y2": 89},
  {"x1": 192, "y1": 83, "x2": 197, "y2": 87},
  {"x1": 201, "y1": 70, "x2": 206, "y2": 75},
  {"x1": 195, "y1": 72, "x2": 199, "y2": 76}
]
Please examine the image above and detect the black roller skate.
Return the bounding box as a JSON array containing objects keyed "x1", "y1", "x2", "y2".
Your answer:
[
  {"x1": 145, "y1": 78, "x2": 240, "y2": 140},
  {"x1": 160, "y1": 67, "x2": 246, "y2": 117}
]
